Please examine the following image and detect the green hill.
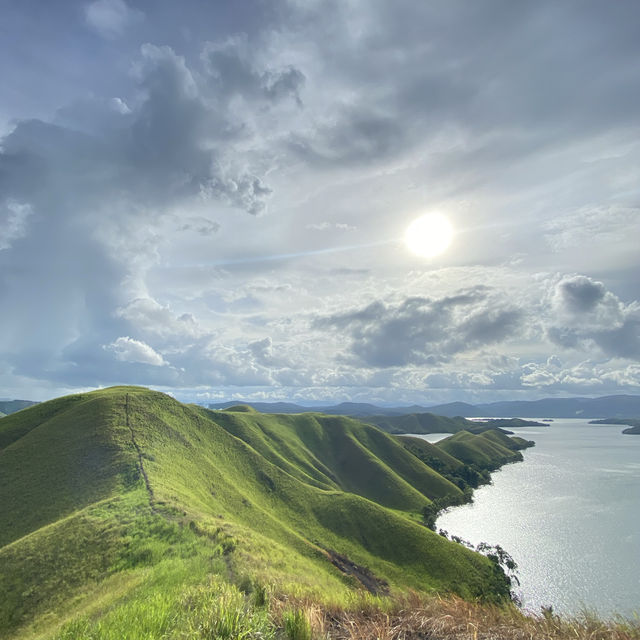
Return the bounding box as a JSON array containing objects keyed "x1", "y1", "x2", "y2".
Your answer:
[
  {"x1": 436, "y1": 430, "x2": 524, "y2": 470},
  {"x1": 0, "y1": 387, "x2": 518, "y2": 639},
  {"x1": 365, "y1": 412, "x2": 544, "y2": 435},
  {"x1": 477, "y1": 429, "x2": 535, "y2": 452},
  {"x1": 364, "y1": 412, "x2": 471, "y2": 434}
]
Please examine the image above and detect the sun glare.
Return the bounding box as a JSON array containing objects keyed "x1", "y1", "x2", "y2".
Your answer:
[{"x1": 404, "y1": 212, "x2": 454, "y2": 258}]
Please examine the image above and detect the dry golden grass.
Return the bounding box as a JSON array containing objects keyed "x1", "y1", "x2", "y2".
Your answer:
[{"x1": 270, "y1": 591, "x2": 640, "y2": 640}]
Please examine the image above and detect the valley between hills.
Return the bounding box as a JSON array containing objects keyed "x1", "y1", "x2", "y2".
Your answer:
[{"x1": 1, "y1": 386, "x2": 637, "y2": 640}]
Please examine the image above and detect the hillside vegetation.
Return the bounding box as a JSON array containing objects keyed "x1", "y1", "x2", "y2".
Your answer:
[
  {"x1": 364, "y1": 412, "x2": 544, "y2": 435},
  {"x1": 0, "y1": 387, "x2": 557, "y2": 639}
]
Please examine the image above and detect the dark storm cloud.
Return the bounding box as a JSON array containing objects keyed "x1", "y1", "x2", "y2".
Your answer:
[
  {"x1": 0, "y1": 39, "x2": 298, "y2": 385},
  {"x1": 547, "y1": 326, "x2": 580, "y2": 350},
  {"x1": 315, "y1": 288, "x2": 522, "y2": 368},
  {"x1": 288, "y1": 109, "x2": 404, "y2": 166},
  {"x1": 286, "y1": 0, "x2": 640, "y2": 175},
  {"x1": 594, "y1": 318, "x2": 640, "y2": 360},
  {"x1": 1, "y1": 43, "x2": 273, "y2": 215},
  {"x1": 202, "y1": 35, "x2": 305, "y2": 106},
  {"x1": 547, "y1": 276, "x2": 640, "y2": 361},
  {"x1": 556, "y1": 275, "x2": 606, "y2": 313}
]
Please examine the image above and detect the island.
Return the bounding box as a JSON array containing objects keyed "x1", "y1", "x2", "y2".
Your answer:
[
  {"x1": 363, "y1": 412, "x2": 546, "y2": 435},
  {"x1": 589, "y1": 418, "x2": 640, "y2": 434}
]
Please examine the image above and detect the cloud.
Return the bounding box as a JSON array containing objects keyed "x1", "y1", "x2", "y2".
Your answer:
[
  {"x1": 0, "y1": 200, "x2": 32, "y2": 250},
  {"x1": 555, "y1": 275, "x2": 607, "y2": 313},
  {"x1": 116, "y1": 298, "x2": 201, "y2": 340},
  {"x1": 289, "y1": 107, "x2": 405, "y2": 166},
  {"x1": 84, "y1": 0, "x2": 143, "y2": 39},
  {"x1": 0, "y1": 40, "x2": 285, "y2": 387},
  {"x1": 3, "y1": 2, "x2": 640, "y2": 402},
  {"x1": 545, "y1": 205, "x2": 640, "y2": 252},
  {"x1": 179, "y1": 216, "x2": 220, "y2": 236},
  {"x1": 305, "y1": 221, "x2": 356, "y2": 231},
  {"x1": 202, "y1": 35, "x2": 305, "y2": 106},
  {"x1": 315, "y1": 287, "x2": 522, "y2": 368},
  {"x1": 105, "y1": 337, "x2": 167, "y2": 366},
  {"x1": 547, "y1": 275, "x2": 640, "y2": 360},
  {"x1": 248, "y1": 337, "x2": 273, "y2": 363}
]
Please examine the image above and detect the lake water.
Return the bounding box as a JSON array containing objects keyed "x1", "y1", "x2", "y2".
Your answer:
[
  {"x1": 404, "y1": 432, "x2": 452, "y2": 444},
  {"x1": 435, "y1": 420, "x2": 640, "y2": 618}
]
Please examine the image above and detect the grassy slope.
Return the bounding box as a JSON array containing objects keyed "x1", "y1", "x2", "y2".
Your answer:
[
  {"x1": 0, "y1": 387, "x2": 512, "y2": 639},
  {"x1": 396, "y1": 436, "x2": 464, "y2": 468},
  {"x1": 130, "y1": 395, "x2": 498, "y2": 592},
  {"x1": 207, "y1": 407, "x2": 463, "y2": 505},
  {"x1": 478, "y1": 429, "x2": 532, "y2": 451},
  {"x1": 364, "y1": 412, "x2": 471, "y2": 434},
  {"x1": 436, "y1": 430, "x2": 522, "y2": 468},
  {"x1": 0, "y1": 390, "x2": 140, "y2": 547}
]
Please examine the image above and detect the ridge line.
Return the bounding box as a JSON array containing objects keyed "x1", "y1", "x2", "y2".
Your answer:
[{"x1": 125, "y1": 393, "x2": 155, "y2": 505}]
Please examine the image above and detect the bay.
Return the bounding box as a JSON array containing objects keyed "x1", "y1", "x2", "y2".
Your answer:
[{"x1": 436, "y1": 420, "x2": 640, "y2": 617}]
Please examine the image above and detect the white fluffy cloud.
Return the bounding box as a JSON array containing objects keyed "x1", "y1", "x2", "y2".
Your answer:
[
  {"x1": 0, "y1": 200, "x2": 32, "y2": 251},
  {"x1": 105, "y1": 337, "x2": 167, "y2": 366}
]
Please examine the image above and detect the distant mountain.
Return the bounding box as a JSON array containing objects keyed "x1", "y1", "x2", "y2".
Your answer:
[
  {"x1": 471, "y1": 395, "x2": 640, "y2": 418},
  {"x1": 420, "y1": 402, "x2": 486, "y2": 417},
  {"x1": 208, "y1": 400, "x2": 425, "y2": 416},
  {"x1": 312, "y1": 402, "x2": 415, "y2": 417},
  {"x1": 430, "y1": 396, "x2": 640, "y2": 419},
  {"x1": 209, "y1": 395, "x2": 640, "y2": 419},
  {"x1": 0, "y1": 399, "x2": 38, "y2": 415}
]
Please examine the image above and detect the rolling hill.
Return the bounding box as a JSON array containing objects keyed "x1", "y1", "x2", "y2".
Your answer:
[
  {"x1": 0, "y1": 387, "x2": 525, "y2": 639},
  {"x1": 363, "y1": 413, "x2": 544, "y2": 434},
  {"x1": 436, "y1": 430, "x2": 526, "y2": 470}
]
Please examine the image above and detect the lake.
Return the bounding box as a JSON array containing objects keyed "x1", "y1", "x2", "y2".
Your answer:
[{"x1": 434, "y1": 420, "x2": 640, "y2": 617}]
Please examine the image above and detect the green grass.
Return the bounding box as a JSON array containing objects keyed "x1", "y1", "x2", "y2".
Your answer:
[
  {"x1": 282, "y1": 608, "x2": 312, "y2": 640},
  {"x1": 363, "y1": 412, "x2": 472, "y2": 434},
  {"x1": 436, "y1": 430, "x2": 522, "y2": 469},
  {"x1": 0, "y1": 390, "x2": 140, "y2": 546},
  {"x1": 54, "y1": 577, "x2": 274, "y2": 640},
  {"x1": 0, "y1": 386, "x2": 528, "y2": 639}
]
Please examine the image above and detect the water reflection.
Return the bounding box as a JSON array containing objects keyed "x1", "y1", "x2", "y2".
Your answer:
[{"x1": 436, "y1": 420, "x2": 640, "y2": 617}]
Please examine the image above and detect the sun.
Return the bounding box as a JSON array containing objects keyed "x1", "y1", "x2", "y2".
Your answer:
[{"x1": 404, "y1": 212, "x2": 454, "y2": 258}]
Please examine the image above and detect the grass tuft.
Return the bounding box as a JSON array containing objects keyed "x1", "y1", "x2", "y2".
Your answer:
[{"x1": 282, "y1": 608, "x2": 313, "y2": 640}]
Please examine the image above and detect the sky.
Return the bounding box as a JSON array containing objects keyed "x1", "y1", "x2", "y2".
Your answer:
[{"x1": 1, "y1": 0, "x2": 640, "y2": 405}]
